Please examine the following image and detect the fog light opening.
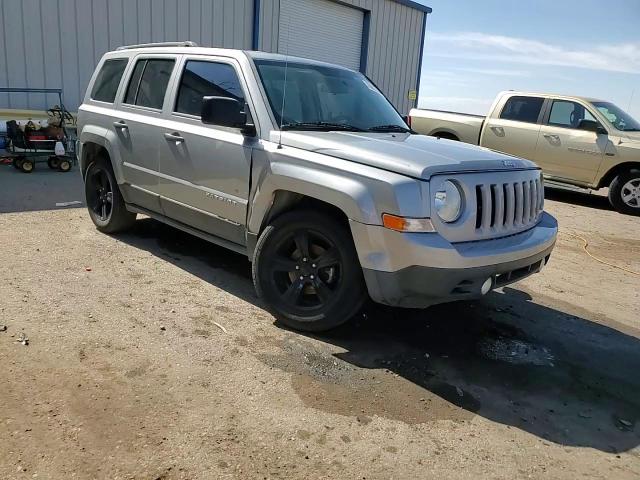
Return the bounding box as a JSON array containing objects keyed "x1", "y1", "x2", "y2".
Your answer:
[{"x1": 481, "y1": 277, "x2": 493, "y2": 295}]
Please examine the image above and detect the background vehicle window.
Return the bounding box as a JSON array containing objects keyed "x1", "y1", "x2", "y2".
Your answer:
[
  {"x1": 175, "y1": 61, "x2": 245, "y2": 116},
  {"x1": 90, "y1": 59, "x2": 128, "y2": 103},
  {"x1": 500, "y1": 96, "x2": 544, "y2": 123},
  {"x1": 548, "y1": 100, "x2": 596, "y2": 129},
  {"x1": 124, "y1": 59, "x2": 175, "y2": 109}
]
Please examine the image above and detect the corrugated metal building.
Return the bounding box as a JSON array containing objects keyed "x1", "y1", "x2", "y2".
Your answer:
[{"x1": 0, "y1": 0, "x2": 430, "y2": 114}]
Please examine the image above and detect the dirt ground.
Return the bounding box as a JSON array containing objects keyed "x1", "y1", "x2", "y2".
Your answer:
[{"x1": 1, "y1": 165, "x2": 639, "y2": 479}]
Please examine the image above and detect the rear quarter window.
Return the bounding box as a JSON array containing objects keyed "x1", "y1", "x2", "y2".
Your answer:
[{"x1": 90, "y1": 59, "x2": 128, "y2": 103}]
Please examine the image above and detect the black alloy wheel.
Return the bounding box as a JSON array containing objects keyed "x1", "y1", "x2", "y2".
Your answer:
[
  {"x1": 84, "y1": 160, "x2": 136, "y2": 233},
  {"x1": 271, "y1": 229, "x2": 341, "y2": 310},
  {"x1": 253, "y1": 210, "x2": 366, "y2": 332},
  {"x1": 86, "y1": 166, "x2": 114, "y2": 223}
]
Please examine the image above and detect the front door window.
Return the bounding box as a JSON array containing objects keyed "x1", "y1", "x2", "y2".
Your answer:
[{"x1": 548, "y1": 100, "x2": 597, "y2": 130}]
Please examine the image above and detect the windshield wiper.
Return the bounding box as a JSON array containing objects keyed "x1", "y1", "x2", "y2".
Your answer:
[
  {"x1": 367, "y1": 124, "x2": 412, "y2": 133},
  {"x1": 281, "y1": 122, "x2": 364, "y2": 132}
]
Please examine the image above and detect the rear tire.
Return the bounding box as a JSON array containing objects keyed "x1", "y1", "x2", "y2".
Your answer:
[
  {"x1": 85, "y1": 159, "x2": 136, "y2": 233},
  {"x1": 252, "y1": 210, "x2": 367, "y2": 332},
  {"x1": 48, "y1": 156, "x2": 61, "y2": 169},
  {"x1": 608, "y1": 169, "x2": 640, "y2": 216},
  {"x1": 13, "y1": 156, "x2": 25, "y2": 170}
]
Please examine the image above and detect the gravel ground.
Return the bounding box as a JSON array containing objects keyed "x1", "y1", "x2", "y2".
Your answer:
[{"x1": 1, "y1": 165, "x2": 639, "y2": 479}]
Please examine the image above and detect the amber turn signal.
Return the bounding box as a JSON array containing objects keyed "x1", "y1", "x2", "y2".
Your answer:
[{"x1": 382, "y1": 214, "x2": 435, "y2": 232}]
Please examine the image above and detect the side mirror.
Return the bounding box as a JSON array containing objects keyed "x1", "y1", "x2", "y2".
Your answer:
[
  {"x1": 578, "y1": 119, "x2": 607, "y2": 135},
  {"x1": 201, "y1": 96, "x2": 255, "y2": 135}
]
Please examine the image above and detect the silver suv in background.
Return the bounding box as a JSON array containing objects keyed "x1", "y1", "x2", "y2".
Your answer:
[{"x1": 77, "y1": 42, "x2": 558, "y2": 332}]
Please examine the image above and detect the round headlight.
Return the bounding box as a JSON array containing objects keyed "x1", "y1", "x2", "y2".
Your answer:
[{"x1": 434, "y1": 180, "x2": 463, "y2": 223}]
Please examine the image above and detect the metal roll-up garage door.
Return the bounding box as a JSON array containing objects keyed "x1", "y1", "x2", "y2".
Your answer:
[{"x1": 278, "y1": 0, "x2": 364, "y2": 71}]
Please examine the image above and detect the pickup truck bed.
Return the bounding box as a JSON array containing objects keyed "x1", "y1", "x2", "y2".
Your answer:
[{"x1": 409, "y1": 109, "x2": 484, "y2": 144}]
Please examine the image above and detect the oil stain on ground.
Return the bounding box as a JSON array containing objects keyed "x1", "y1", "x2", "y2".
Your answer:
[
  {"x1": 258, "y1": 336, "x2": 477, "y2": 425},
  {"x1": 260, "y1": 291, "x2": 640, "y2": 452}
]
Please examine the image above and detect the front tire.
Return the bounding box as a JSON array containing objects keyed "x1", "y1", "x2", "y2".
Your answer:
[
  {"x1": 85, "y1": 159, "x2": 136, "y2": 233},
  {"x1": 58, "y1": 158, "x2": 71, "y2": 172},
  {"x1": 609, "y1": 169, "x2": 640, "y2": 216},
  {"x1": 252, "y1": 210, "x2": 367, "y2": 332},
  {"x1": 20, "y1": 158, "x2": 34, "y2": 173}
]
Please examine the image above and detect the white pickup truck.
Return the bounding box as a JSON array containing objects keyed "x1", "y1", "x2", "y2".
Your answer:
[{"x1": 409, "y1": 91, "x2": 640, "y2": 215}]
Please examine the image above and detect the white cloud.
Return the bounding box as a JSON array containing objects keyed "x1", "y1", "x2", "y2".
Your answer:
[
  {"x1": 427, "y1": 32, "x2": 640, "y2": 74},
  {"x1": 421, "y1": 70, "x2": 472, "y2": 88},
  {"x1": 453, "y1": 67, "x2": 530, "y2": 77}
]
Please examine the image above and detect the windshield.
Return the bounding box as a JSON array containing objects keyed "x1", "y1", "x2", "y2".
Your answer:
[
  {"x1": 253, "y1": 59, "x2": 408, "y2": 132},
  {"x1": 591, "y1": 101, "x2": 640, "y2": 132}
]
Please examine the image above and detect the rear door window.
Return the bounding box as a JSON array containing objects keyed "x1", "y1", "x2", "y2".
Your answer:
[
  {"x1": 124, "y1": 58, "x2": 175, "y2": 109},
  {"x1": 174, "y1": 60, "x2": 245, "y2": 116},
  {"x1": 91, "y1": 59, "x2": 128, "y2": 103},
  {"x1": 500, "y1": 96, "x2": 545, "y2": 124}
]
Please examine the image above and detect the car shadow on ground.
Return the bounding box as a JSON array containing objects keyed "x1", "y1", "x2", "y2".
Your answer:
[
  {"x1": 118, "y1": 217, "x2": 640, "y2": 454},
  {"x1": 544, "y1": 186, "x2": 613, "y2": 211}
]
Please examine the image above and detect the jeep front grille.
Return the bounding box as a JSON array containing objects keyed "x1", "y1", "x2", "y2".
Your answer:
[
  {"x1": 474, "y1": 178, "x2": 544, "y2": 232},
  {"x1": 429, "y1": 169, "x2": 544, "y2": 243}
]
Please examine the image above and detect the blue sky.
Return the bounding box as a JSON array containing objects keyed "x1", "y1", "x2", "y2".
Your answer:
[{"x1": 416, "y1": 0, "x2": 640, "y2": 118}]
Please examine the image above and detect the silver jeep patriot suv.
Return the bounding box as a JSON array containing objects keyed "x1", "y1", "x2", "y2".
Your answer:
[{"x1": 78, "y1": 42, "x2": 558, "y2": 332}]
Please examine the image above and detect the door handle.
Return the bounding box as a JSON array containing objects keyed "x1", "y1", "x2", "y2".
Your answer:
[
  {"x1": 164, "y1": 132, "x2": 185, "y2": 143},
  {"x1": 113, "y1": 120, "x2": 128, "y2": 130},
  {"x1": 490, "y1": 126, "x2": 505, "y2": 136},
  {"x1": 543, "y1": 134, "x2": 560, "y2": 141}
]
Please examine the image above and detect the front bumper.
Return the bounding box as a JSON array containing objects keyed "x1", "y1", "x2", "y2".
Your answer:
[{"x1": 350, "y1": 212, "x2": 558, "y2": 308}]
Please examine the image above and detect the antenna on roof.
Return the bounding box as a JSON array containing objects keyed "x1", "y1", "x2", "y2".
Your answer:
[{"x1": 277, "y1": 15, "x2": 292, "y2": 149}]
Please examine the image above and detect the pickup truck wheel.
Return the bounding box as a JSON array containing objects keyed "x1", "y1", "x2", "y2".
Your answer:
[
  {"x1": 85, "y1": 160, "x2": 137, "y2": 233},
  {"x1": 252, "y1": 210, "x2": 366, "y2": 332},
  {"x1": 608, "y1": 169, "x2": 640, "y2": 216}
]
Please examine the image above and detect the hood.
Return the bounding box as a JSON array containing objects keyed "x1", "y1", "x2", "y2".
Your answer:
[
  {"x1": 622, "y1": 131, "x2": 640, "y2": 144},
  {"x1": 277, "y1": 131, "x2": 538, "y2": 180}
]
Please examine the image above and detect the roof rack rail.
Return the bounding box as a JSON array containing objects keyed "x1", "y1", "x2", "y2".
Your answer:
[{"x1": 116, "y1": 41, "x2": 198, "y2": 51}]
